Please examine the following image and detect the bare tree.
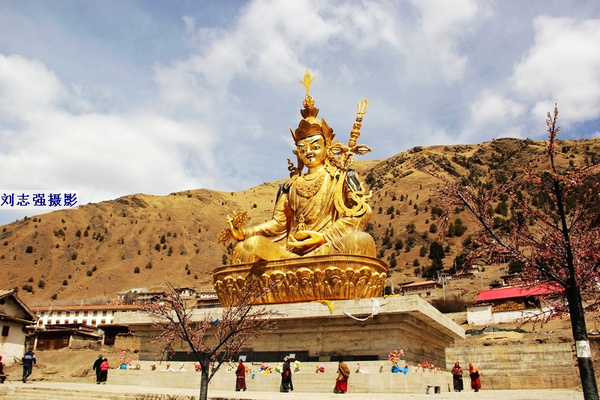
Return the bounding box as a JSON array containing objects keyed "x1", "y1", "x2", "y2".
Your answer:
[
  {"x1": 142, "y1": 282, "x2": 281, "y2": 400},
  {"x1": 427, "y1": 107, "x2": 600, "y2": 400}
]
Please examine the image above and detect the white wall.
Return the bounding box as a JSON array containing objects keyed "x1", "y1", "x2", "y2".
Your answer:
[
  {"x1": 467, "y1": 304, "x2": 551, "y2": 325},
  {"x1": 0, "y1": 320, "x2": 26, "y2": 366},
  {"x1": 466, "y1": 304, "x2": 492, "y2": 325},
  {"x1": 36, "y1": 309, "x2": 114, "y2": 328}
]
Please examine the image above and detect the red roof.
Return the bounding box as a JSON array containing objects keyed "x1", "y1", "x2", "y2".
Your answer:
[{"x1": 476, "y1": 285, "x2": 561, "y2": 303}]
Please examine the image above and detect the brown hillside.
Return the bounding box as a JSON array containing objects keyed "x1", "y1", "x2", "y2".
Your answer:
[{"x1": 1, "y1": 137, "x2": 599, "y2": 306}]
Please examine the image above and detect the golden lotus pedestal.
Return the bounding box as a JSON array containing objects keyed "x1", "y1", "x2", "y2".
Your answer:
[{"x1": 212, "y1": 254, "x2": 389, "y2": 307}]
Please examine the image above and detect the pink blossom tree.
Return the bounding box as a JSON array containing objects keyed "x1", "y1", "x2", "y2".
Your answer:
[
  {"x1": 427, "y1": 107, "x2": 600, "y2": 400},
  {"x1": 142, "y1": 282, "x2": 281, "y2": 400}
]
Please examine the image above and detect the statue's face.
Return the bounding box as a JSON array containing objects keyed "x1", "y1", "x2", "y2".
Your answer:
[{"x1": 295, "y1": 135, "x2": 327, "y2": 169}]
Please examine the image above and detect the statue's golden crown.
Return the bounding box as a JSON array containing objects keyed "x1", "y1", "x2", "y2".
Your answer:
[{"x1": 291, "y1": 72, "x2": 335, "y2": 144}]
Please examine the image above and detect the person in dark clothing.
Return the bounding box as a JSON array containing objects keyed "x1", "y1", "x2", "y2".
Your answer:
[
  {"x1": 451, "y1": 361, "x2": 464, "y2": 392},
  {"x1": 280, "y1": 356, "x2": 293, "y2": 392},
  {"x1": 22, "y1": 348, "x2": 36, "y2": 383},
  {"x1": 0, "y1": 355, "x2": 6, "y2": 383},
  {"x1": 92, "y1": 354, "x2": 103, "y2": 384}
]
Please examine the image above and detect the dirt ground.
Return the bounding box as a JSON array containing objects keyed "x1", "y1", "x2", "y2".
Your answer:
[{"x1": 3, "y1": 346, "x2": 130, "y2": 383}]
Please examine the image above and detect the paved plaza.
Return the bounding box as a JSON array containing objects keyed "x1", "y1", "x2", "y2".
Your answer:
[{"x1": 4, "y1": 381, "x2": 584, "y2": 400}]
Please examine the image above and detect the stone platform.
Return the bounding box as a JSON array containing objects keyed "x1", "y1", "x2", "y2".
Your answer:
[{"x1": 115, "y1": 295, "x2": 465, "y2": 376}]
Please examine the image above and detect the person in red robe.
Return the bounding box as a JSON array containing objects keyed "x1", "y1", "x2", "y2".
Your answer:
[
  {"x1": 235, "y1": 359, "x2": 247, "y2": 391},
  {"x1": 334, "y1": 359, "x2": 350, "y2": 394},
  {"x1": 469, "y1": 363, "x2": 481, "y2": 392}
]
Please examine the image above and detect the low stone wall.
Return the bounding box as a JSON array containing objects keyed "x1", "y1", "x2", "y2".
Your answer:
[
  {"x1": 446, "y1": 342, "x2": 578, "y2": 390},
  {"x1": 108, "y1": 361, "x2": 452, "y2": 394}
]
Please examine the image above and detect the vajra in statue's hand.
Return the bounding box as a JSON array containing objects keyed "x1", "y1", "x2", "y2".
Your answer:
[{"x1": 217, "y1": 211, "x2": 247, "y2": 244}]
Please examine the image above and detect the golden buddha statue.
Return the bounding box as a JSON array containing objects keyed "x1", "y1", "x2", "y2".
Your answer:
[{"x1": 214, "y1": 72, "x2": 388, "y2": 306}]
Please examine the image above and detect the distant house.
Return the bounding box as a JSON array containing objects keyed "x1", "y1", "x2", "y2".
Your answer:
[
  {"x1": 30, "y1": 289, "x2": 221, "y2": 348},
  {"x1": 401, "y1": 280, "x2": 442, "y2": 298},
  {"x1": 0, "y1": 289, "x2": 37, "y2": 365},
  {"x1": 116, "y1": 287, "x2": 204, "y2": 304},
  {"x1": 31, "y1": 323, "x2": 104, "y2": 351},
  {"x1": 31, "y1": 304, "x2": 140, "y2": 328},
  {"x1": 31, "y1": 303, "x2": 141, "y2": 347},
  {"x1": 467, "y1": 285, "x2": 561, "y2": 325}
]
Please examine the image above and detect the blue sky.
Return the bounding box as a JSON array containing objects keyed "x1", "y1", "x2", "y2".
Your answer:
[{"x1": 1, "y1": 0, "x2": 600, "y2": 224}]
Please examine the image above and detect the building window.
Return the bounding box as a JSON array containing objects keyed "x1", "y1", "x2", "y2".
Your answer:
[{"x1": 1, "y1": 326, "x2": 9, "y2": 336}]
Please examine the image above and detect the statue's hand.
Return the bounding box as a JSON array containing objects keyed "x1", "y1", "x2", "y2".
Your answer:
[
  {"x1": 217, "y1": 211, "x2": 247, "y2": 244},
  {"x1": 288, "y1": 230, "x2": 325, "y2": 254},
  {"x1": 227, "y1": 215, "x2": 246, "y2": 241}
]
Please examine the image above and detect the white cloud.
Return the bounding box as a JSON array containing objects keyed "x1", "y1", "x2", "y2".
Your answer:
[
  {"x1": 0, "y1": 53, "x2": 219, "y2": 208},
  {"x1": 512, "y1": 16, "x2": 600, "y2": 123},
  {"x1": 470, "y1": 91, "x2": 526, "y2": 126},
  {"x1": 408, "y1": 0, "x2": 483, "y2": 82},
  {"x1": 0, "y1": 54, "x2": 64, "y2": 119},
  {"x1": 154, "y1": 0, "x2": 487, "y2": 114}
]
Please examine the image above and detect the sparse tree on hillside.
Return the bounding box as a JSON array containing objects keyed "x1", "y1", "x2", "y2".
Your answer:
[
  {"x1": 142, "y1": 282, "x2": 280, "y2": 400},
  {"x1": 427, "y1": 107, "x2": 600, "y2": 400},
  {"x1": 428, "y1": 241, "x2": 445, "y2": 262}
]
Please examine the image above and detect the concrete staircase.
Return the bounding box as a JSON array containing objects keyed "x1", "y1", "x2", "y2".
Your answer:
[
  {"x1": 0, "y1": 386, "x2": 133, "y2": 400},
  {"x1": 0, "y1": 385, "x2": 196, "y2": 400},
  {"x1": 111, "y1": 360, "x2": 452, "y2": 394},
  {"x1": 0, "y1": 361, "x2": 452, "y2": 399}
]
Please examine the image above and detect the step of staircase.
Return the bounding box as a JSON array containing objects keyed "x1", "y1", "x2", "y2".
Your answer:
[{"x1": 0, "y1": 386, "x2": 189, "y2": 400}]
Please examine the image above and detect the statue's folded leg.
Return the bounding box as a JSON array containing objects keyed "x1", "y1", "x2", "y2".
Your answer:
[
  {"x1": 233, "y1": 236, "x2": 288, "y2": 263},
  {"x1": 335, "y1": 232, "x2": 377, "y2": 257}
]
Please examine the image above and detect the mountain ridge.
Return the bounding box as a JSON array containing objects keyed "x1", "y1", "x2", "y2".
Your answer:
[{"x1": 2, "y1": 137, "x2": 599, "y2": 306}]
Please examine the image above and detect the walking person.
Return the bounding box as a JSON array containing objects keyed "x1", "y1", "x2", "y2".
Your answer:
[
  {"x1": 451, "y1": 361, "x2": 464, "y2": 392},
  {"x1": 98, "y1": 358, "x2": 109, "y2": 384},
  {"x1": 334, "y1": 359, "x2": 350, "y2": 394},
  {"x1": 0, "y1": 355, "x2": 6, "y2": 383},
  {"x1": 280, "y1": 356, "x2": 293, "y2": 392},
  {"x1": 92, "y1": 354, "x2": 103, "y2": 384},
  {"x1": 235, "y1": 358, "x2": 247, "y2": 391},
  {"x1": 469, "y1": 363, "x2": 481, "y2": 392},
  {"x1": 22, "y1": 348, "x2": 36, "y2": 383}
]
